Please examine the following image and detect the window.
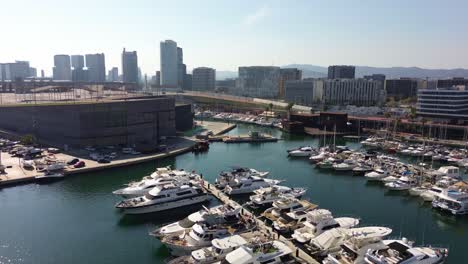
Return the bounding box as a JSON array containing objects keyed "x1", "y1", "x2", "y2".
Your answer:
[{"x1": 176, "y1": 190, "x2": 193, "y2": 196}]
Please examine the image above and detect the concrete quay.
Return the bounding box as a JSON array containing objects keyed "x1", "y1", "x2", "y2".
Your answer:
[{"x1": 201, "y1": 180, "x2": 319, "y2": 264}]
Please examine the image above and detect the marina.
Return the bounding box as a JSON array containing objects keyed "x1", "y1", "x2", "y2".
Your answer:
[{"x1": 0, "y1": 123, "x2": 466, "y2": 263}]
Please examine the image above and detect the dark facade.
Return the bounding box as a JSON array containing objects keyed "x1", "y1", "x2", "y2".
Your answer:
[
  {"x1": 175, "y1": 104, "x2": 193, "y2": 131},
  {"x1": 279, "y1": 68, "x2": 302, "y2": 98},
  {"x1": 328, "y1": 65, "x2": 355, "y2": 79},
  {"x1": 437, "y1": 78, "x2": 468, "y2": 88},
  {"x1": 0, "y1": 97, "x2": 175, "y2": 150},
  {"x1": 122, "y1": 48, "x2": 139, "y2": 83},
  {"x1": 85, "y1": 53, "x2": 106, "y2": 82},
  {"x1": 385, "y1": 78, "x2": 418, "y2": 99},
  {"x1": 284, "y1": 80, "x2": 314, "y2": 106}
]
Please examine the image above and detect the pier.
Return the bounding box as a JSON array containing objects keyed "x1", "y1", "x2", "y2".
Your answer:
[{"x1": 201, "y1": 180, "x2": 319, "y2": 264}]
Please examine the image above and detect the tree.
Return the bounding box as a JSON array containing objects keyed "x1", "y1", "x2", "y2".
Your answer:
[
  {"x1": 286, "y1": 102, "x2": 294, "y2": 120},
  {"x1": 409, "y1": 106, "x2": 417, "y2": 120},
  {"x1": 21, "y1": 134, "x2": 35, "y2": 145}
]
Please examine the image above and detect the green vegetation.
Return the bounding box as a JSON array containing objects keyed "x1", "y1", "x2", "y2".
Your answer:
[{"x1": 20, "y1": 134, "x2": 35, "y2": 145}]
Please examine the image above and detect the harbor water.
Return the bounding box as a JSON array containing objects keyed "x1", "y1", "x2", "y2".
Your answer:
[{"x1": 0, "y1": 123, "x2": 467, "y2": 263}]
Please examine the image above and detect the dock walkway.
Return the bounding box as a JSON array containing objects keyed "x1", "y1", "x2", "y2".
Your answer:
[{"x1": 201, "y1": 180, "x2": 319, "y2": 264}]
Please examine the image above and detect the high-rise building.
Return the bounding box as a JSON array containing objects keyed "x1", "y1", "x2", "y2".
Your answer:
[
  {"x1": 108, "y1": 67, "x2": 119, "y2": 82},
  {"x1": 41, "y1": 69, "x2": 45, "y2": 78},
  {"x1": 160, "y1": 40, "x2": 179, "y2": 87},
  {"x1": 85, "y1": 53, "x2": 106, "y2": 82},
  {"x1": 284, "y1": 79, "x2": 315, "y2": 106},
  {"x1": 385, "y1": 78, "x2": 419, "y2": 99},
  {"x1": 177, "y1": 47, "x2": 186, "y2": 88},
  {"x1": 71, "y1": 55, "x2": 86, "y2": 81},
  {"x1": 29, "y1": 67, "x2": 37, "y2": 78},
  {"x1": 53, "y1": 55, "x2": 71, "y2": 80},
  {"x1": 237, "y1": 66, "x2": 281, "y2": 98},
  {"x1": 314, "y1": 78, "x2": 384, "y2": 106},
  {"x1": 279, "y1": 68, "x2": 302, "y2": 98},
  {"x1": 183, "y1": 74, "x2": 192, "y2": 90},
  {"x1": 328, "y1": 65, "x2": 355, "y2": 79},
  {"x1": 122, "y1": 48, "x2": 138, "y2": 83},
  {"x1": 192, "y1": 67, "x2": 216, "y2": 91},
  {"x1": 417, "y1": 85, "x2": 468, "y2": 123}
]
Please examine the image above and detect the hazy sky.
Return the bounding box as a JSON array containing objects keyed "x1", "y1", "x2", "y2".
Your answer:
[{"x1": 2, "y1": 0, "x2": 468, "y2": 76}]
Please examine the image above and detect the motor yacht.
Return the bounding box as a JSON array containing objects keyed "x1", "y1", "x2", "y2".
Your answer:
[
  {"x1": 317, "y1": 159, "x2": 336, "y2": 169},
  {"x1": 215, "y1": 168, "x2": 269, "y2": 189},
  {"x1": 385, "y1": 176, "x2": 417, "y2": 191},
  {"x1": 224, "y1": 176, "x2": 281, "y2": 195},
  {"x1": 333, "y1": 160, "x2": 357, "y2": 171},
  {"x1": 432, "y1": 189, "x2": 468, "y2": 215},
  {"x1": 381, "y1": 176, "x2": 399, "y2": 183},
  {"x1": 352, "y1": 165, "x2": 373, "y2": 176},
  {"x1": 408, "y1": 186, "x2": 428, "y2": 196},
  {"x1": 292, "y1": 209, "x2": 360, "y2": 244},
  {"x1": 161, "y1": 216, "x2": 256, "y2": 256},
  {"x1": 35, "y1": 172, "x2": 65, "y2": 182},
  {"x1": 287, "y1": 146, "x2": 317, "y2": 157},
  {"x1": 248, "y1": 186, "x2": 306, "y2": 207},
  {"x1": 309, "y1": 152, "x2": 328, "y2": 163},
  {"x1": 113, "y1": 175, "x2": 198, "y2": 198},
  {"x1": 420, "y1": 186, "x2": 445, "y2": 202},
  {"x1": 307, "y1": 226, "x2": 392, "y2": 257},
  {"x1": 115, "y1": 184, "x2": 209, "y2": 214},
  {"x1": 364, "y1": 238, "x2": 448, "y2": 264},
  {"x1": 365, "y1": 169, "x2": 388, "y2": 181},
  {"x1": 262, "y1": 197, "x2": 318, "y2": 222},
  {"x1": 223, "y1": 240, "x2": 295, "y2": 264},
  {"x1": 273, "y1": 209, "x2": 310, "y2": 233},
  {"x1": 150, "y1": 204, "x2": 241, "y2": 238},
  {"x1": 167, "y1": 234, "x2": 249, "y2": 264}
]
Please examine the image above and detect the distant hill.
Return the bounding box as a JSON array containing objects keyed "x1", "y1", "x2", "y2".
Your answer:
[
  {"x1": 216, "y1": 65, "x2": 468, "y2": 80},
  {"x1": 284, "y1": 64, "x2": 468, "y2": 79}
]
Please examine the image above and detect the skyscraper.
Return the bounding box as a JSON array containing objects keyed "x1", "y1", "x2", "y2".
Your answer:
[
  {"x1": 192, "y1": 67, "x2": 216, "y2": 91},
  {"x1": 160, "y1": 40, "x2": 179, "y2": 87},
  {"x1": 328, "y1": 65, "x2": 355, "y2": 79},
  {"x1": 237, "y1": 66, "x2": 281, "y2": 98},
  {"x1": 86, "y1": 53, "x2": 106, "y2": 82},
  {"x1": 279, "y1": 68, "x2": 302, "y2": 98},
  {"x1": 71, "y1": 55, "x2": 86, "y2": 81},
  {"x1": 108, "y1": 67, "x2": 119, "y2": 82},
  {"x1": 53, "y1": 55, "x2": 71, "y2": 80},
  {"x1": 122, "y1": 48, "x2": 138, "y2": 83},
  {"x1": 177, "y1": 47, "x2": 186, "y2": 88}
]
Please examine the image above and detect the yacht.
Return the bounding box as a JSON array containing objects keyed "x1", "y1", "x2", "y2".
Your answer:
[
  {"x1": 273, "y1": 209, "x2": 310, "y2": 233},
  {"x1": 248, "y1": 186, "x2": 306, "y2": 207},
  {"x1": 115, "y1": 184, "x2": 209, "y2": 214},
  {"x1": 364, "y1": 238, "x2": 448, "y2": 264},
  {"x1": 309, "y1": 152, "x2": 328, "y2": 163},
  {"x1": 215, "y1": 168, "x2": 269, "y2": 189},
  {"x1": 385, "y1": 176, "x2": 417, "y2": 191},
  {"x1": 262, "y1": 197, "x2": 318, "y2": 222},
  {"x1": 307, "y1": 226, "x2": 392, "y2": 257},
  {"x1": 409, "y1": 186, "x2": 428, "y2": 196},
  {"x1": 353, "y1": 165, "x2": 373, "y2": 176},
  {"x1": 292, "y1": 209, "x2": 360, "y2": 244},
  {"x1": 150, "y1": 204, "x2": 241, "y2": 238},
  {"x1": 161, "y1": 216, "x2": 256, "y2": 257},
  {"x1": 333, "y1": 160, "x2": 357, "y2": 171},
  {"x1": 167, "y1": 234, "x2": 249, "y2": 264},
  {"x1": 365, "y1": 169, "x2": 388, "y2": 181},
  {"x1": 113, "y1": 176, "x2": 198, "y2": 198},
  {"x1": 35, "y1": 172, "x2": 65, "y2": 182},
  {"x1": 381, "y1": 176, "x2": 399, "y2": 183},
  {"x1": 420, "y1": 186, "x2": 444, "y2": 202},
  {"x1": 223, "y1": 240, "x2": 295, "y2": 264},
  {"x1": 288, "y1": 146, "x2": 316, "y2": 157},
  {"x1": 317, "y1": 159, "x2": 336, "y2": 169},
  {"x1": 224, "y1": 176, "x2": 281, "y2": 195},
  {"x1": 432, "y1": 189, "x2": 468, "y2": 215}
]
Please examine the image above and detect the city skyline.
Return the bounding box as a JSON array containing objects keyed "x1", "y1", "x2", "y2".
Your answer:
[{"x1": 2, "y1": 0, "x2": 468, "y2": 76}]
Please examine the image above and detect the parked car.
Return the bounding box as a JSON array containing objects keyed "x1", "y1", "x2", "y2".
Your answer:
[
  {"x1": 97, "y1": 158, "x2": 111, "y2": 164},
  {"x1": 74, "y1": 161, "x2": 86, "y2": 168},
  {"x1": 67, "y1": 158, "x2": 80, "y2": 165}
]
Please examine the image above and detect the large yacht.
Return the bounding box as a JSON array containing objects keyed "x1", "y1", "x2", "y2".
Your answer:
[
  {"x1": 307, "y1": 226, "x2": 392, "y2": 257},
  {"x1": 385, "y1": 176, "x2": 417, "y2": 191},
  {"x1": 273, "y1": 209, "x2": 310, "y2": 233},
  {"x1": 364, "y1": 238, "x2": 448, "y2": 264},
  {"x1": 115, "y1": 184, "x2": 209, "y2": 214},
  {"x1": 215, "y1": 167, "x2": 269, "y2": 189},
  {"x1": 223, "y1": 240, "x2": 296, "y2": 264},
  {"x1": 150, "y1": 204, "x2": 241, "y2": 238},
  {"x1": 292, "y1": 209, "x2": 360, "y2": 244},
  {"x1": 262, "y1": 197, "x2": 318, "y2": 222},
  {"x1": 432, "y1": 188, "x2": 468, "y2": 215},
  {"x1": 248, "y1": 185, "x2": 306, "y2": 207},
  {"x1": 167, "y1": 235, "x2": 248, "y2": 264},
  {"x1": 161, "y1": 216, "x2": 256, "y2": 257},
  {"x1": 112, "y1": 175, "x2": 199, "y2": 198},
  {"x1": 224, "y1": 176, "x2": 281, "y2": 195},
  {"x1": 287, "y1": 146, "x2": 317, "y2": 157}
]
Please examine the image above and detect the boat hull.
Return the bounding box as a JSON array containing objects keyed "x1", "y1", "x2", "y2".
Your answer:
[{"x1": 118, "y1": 195, "x2": 209, "y2": 215}]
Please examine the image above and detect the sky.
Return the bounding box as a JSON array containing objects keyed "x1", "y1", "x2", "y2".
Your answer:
[{"x1": 2, "y1": 0, "x2": 468, "y2": 76}]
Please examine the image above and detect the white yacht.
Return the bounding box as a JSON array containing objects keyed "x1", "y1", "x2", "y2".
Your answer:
[
  {"x1": 292, "y1": 209, "x2": 360, "y2": 244},
  {"x1": 309, "y1": 152, "x2": 328, "y2": 163},
  {"x1": 385, "y1": 176, "x2": 417, "y2": 191},
  {"x1": 288, "y1": 146, "x2": 316, "y2": 157},
  {"x1": 150, "y1": 204, "x2": 241, "y2": 238},
  {"x1": 273, "y1": 209, "x2": 310, "y2": 233},
  {"x1": 223, "y1": 240, "x2": 295, "y2": 264},
  {"x1": 364, "y1": 238, "x2": 448, "y2": 264},
  {"x1": 365, "y1": 169, "x2": 388, "y2": 181},
  {"x1": 307, "y1": 226, "x2": 392, "y2": 257},
  {"x1": 113, "y1": 175, "x2": 198, "y2": 198},
  {"x1": 408, "y1": 186, "x2": 428, "y2": 196},
  {"x1": 262, "y1": 197, "x2": 318, "y2": 222},
  {"x1": 432, "y1": 189, "x2": 468, "y2": 215},
  {"x1": 167, "y1": 234, "x2": 248, "y2": 264},
  {"x1": 248, "y1": 186, "x2": 306, "y2": 207},
  {"x1": 115, "y1": 185, "x2": 209, "y2": 214},
  {"x1": 161, "y1": 217, "x2": 256, "y2": 257},
  {"x1": 215, "y1": 168, "x2": 269, "y2": 189},
  {"x1": 333, "y1": 160, "x2": 357, "y2": 171},
  {"x1": 224, "y1": 176, "x2": 281, "y2": 195},
  {"x1": 420, "y1": 186, "x2": 444, "y2": 202}
]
